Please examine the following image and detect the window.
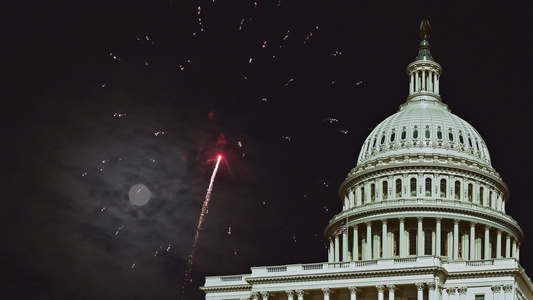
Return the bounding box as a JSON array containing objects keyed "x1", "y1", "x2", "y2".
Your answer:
[
  {"x1": 413, "y1": 126, "x2": 418, "y2": 139},
  {"x1": 381, "y1": 135, "x2": 386, "y2": 145},
  {"x1": 489, "y1": 191, "x2": 493, "y2": 208},
  {"x1": 390, "y1": 131, "x2": 396, "y2": 142},
  {"x1": 468, "y1": 184, "x2": 473, "y2": 202},
  {"x1": 382, "y1": 181, "x2": 388, "y2": 200},
  {"x1": 458, "y1": 232, "x2": 463, "y2": 258},
  {"x1": 409, "y1": 230, "x2": 417, "y2": 255},
  {"x1": 372, "y1": 138, "x2": 377, "y2": 148},
  {"x1": 475, "y1": 295, "x2": 485, "y2": 300},
  {"x1": 440, "y1": 179, "x2": 447, "y2": 198},
  {"x1": 480, "y1": 187, "x2": 484, "y2": 205},
  {"x1": 425, "y1": 178, "x2": 432, "y2": 196},
  {"x1": 396, "y1": 179, "x2": 402, "y2": 197},
  {"x1": 468, "y1": 138, "x2": 473, "y2": 148},
  {"x1": 424, "y1": 230, "x2": 432, "y2": 255},
  {"x1": 454, "y1": 181, "x2": 461, "y2": 200},
  {"x1": 425, "y1": 126, "x2": 431, "y2": 138},
  {"x1": 448, "y1": 130, "x2": 454, "y2": 141},
  {"x1": 361, "y1": 187, "x2": 365, "y2": 204},
  {"x1": 437, "y1": 127, "x2": 443, "y2": 140},
  {"x1": 401, "y1": 129, "x2": 407, "y2": 140},
  {"x1": 370, "y1": 184, "x2": 376, "y2": 202},
  {"x1": 393, "y1": 230, "x2": 399, "y2": 256},
  {"x1": 459, "y1": 134, "x2": 465, "y2": 144},
  {"x1": 410, "y1": 178, "x2": 417, "y2": 197}
]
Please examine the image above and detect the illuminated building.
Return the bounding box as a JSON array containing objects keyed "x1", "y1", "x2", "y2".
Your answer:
[{"x1": 201, "y1": 18, "x2": 533, "y2": 300}]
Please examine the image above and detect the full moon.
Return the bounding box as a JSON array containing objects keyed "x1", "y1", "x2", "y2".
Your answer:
[{"x1": 129, "y1": 184, "x2": 151, "y2": 206}]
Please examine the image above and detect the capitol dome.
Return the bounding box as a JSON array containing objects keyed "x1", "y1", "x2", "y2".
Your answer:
[{"x1": 357, "y1": 99, "x2": 492, "y2": 169}]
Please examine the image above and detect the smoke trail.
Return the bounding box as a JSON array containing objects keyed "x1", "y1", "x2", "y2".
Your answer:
[{"x1": 181, "y1": 155, "x2": 222, "y2": 297}]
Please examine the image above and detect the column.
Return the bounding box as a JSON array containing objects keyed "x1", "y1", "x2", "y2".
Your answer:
[
  {"x1": 505, "y1": 234, "x2": 511, "y2": 258},
  {"x1": 427, "y1": 282, "x2": 435, "y2": 300},
  {"x1": 453, "y1": 219, "x2": 459, "y2": 259},
  {"x1": 491, "y1": 285, "x2": 502, "y2": 300},
  {"x1": 435, "y1": 75, "x2": 439, "y2": 94},
  {"x1": 366, "y1": 221, "x2": 372, "y2": 260},
  {"x1": 399, "y1": 217, "x2": 406, "y2": 257},
  {"x1": 484, "y1": 225, "x2": 490, "y2": 259},
  {"x1": 382, "y1": 219, "x2": 388, "y2": 258},
  {"x1": 512, "y1": 240, "x2": 517, "y2": 258},
  {"x1": 503, "y1": 284, "x2": 513, "y2": 300},
  {"x1": 286, "y1": 290, "x2": 294, "y2": 300},
  {"x1": 458, "y1": 287, "x2": 467, "y2": 300},
  {"x1": 343, "y1": 227, "x2": 349, "y2": 261},
  {"x1": 387, "y1": 284, "x2": 396, "y2": 300},
  {"x1": 418, "y1": 217, "x2": 424, "y2": 256},
  {"x1": 496, "y1": 229, "x2": 502, "y2": 258},
  {"x1": 335, "y1": 235, "x2": 340, "y2": 262},
  {"x1": 251, "y1": 292, "x2": 260, "y2": 300},
  {"x1": 353, "y1": 225, "x2": 359, "y2": 261},
  {"x1": 421, "y1": 70, "x2": 426, "y2": 90},
  {"x1": 348, "y1": 286, "x2": 358, "y2": 300},
  {"x1": 470, "y1": 222, "x2": 476, "y2": 260},
  {"x1": 295, "y1": 289, "x2": 304, "y2": 300},
  {"x1": 446, "y1": 287, "x2": 456, "y2": 300},
  {"x1": 415, "y1": 282, "x2": 424, "y2": 300},
  {"x1": 410, "y1": 73, "x2": 414, "y2": 94},
  {"x1": 436, "y1": 218, "x2": 442, "y2": 257},
  {"x1": 376, "y1": 285, "x2": 385, "y2": 300},
  {"x1": 322, "y1": 288, "x2": 330, "y2": 300}
]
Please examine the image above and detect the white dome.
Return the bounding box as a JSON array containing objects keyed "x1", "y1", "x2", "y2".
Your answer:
[{"x1": 356, "y1": 98, "x2": 492, "y2": 168}]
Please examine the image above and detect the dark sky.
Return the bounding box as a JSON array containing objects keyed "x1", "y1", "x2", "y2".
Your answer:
[{"x1": 2, "y1": 1, "x2": 533, "y2": 299}]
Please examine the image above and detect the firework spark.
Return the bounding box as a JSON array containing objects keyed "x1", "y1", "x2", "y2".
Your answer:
[{"x1": 182, "y1": 155, "x2": 222, "y2": 298}]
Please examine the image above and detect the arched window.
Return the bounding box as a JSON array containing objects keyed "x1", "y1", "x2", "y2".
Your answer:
[
  {"x1": 441, "y1": 230, "x2": 448, "y2": 257},
  {"x1": 468, "y1": 138, "x2": 473, "y2": 148},
  {"x1": 424, "y1": 229, "x2": 432, "y2": 255},
  {"x1": 448, "y1": 129, "x2": 454, "y2": 141},
  {"x1": 468, "y1": 184, "x2": 473, "y2": 202},
  {"x1": 396, "y1": 179, "x2": 402, "y2": 198},
  {"x1": 410, "y1": 178, "x2": 417, "y2": 197},
  {"x1": 361, "y1": 187, "x2": 365, "y2": 204},
  {"x1": 381, "y1": 135, "x2": 386, "y2": 145},
  {"x1": 370, "y1": 184, "x2": 376, "y2": 202},
  {"x1": 401, "y1": 128, "x2": 407, "y2": 140},
  {"x1": 425, "y1": 126, "x2": 431, "y2": 138},
  {"x1": 409, "y1": 230, "x2": 417, "y2": 255},
  {"x1": 390, "y1": 130, "x2": 396, "y2": 142},
  {"x1": 437, "y1": 127, "x2": 443, "y2": 140},
  {"x1": 425, "y1": 178, "x2": 432, "y2": 197},
  {"x1": 382, "y1": 181, "x2": 388, "y2": 200},
  {"x1": 413, "y1": 126, "x2": 419, "y2": 139},
  {"x1": 480, "y1": 187, "x2": 484, "y2": 205},
  {"x1": 372, "y1": 138, "x2": 377, "y2": 148},
  {"x1": 440, "y1": 179, "x2": 447, "y2": 198},
  {"x1": 454, "y1": 181, "x2": 461, "y2": 200},
  {"x1": 459, "y1": 134, "x2": 465, "y2": 144}
]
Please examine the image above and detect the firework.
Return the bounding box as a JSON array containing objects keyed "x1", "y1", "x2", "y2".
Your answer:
[{"x1": 182, "y1": 155, "x2": 222, "y2": 297}]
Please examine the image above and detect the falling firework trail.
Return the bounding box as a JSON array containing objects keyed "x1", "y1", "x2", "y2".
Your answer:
[{"x1": 182, "y1": 155, "x2": 222, "y2": 297}]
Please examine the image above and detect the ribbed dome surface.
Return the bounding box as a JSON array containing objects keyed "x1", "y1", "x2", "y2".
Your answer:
[{"x1": 356, "y1": 99, "x2": 492, "y2": 168}]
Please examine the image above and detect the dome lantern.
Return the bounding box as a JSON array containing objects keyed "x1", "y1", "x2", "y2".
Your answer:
[{"x1": 406, "y1": 17, "x2": 442, "y2": 104}]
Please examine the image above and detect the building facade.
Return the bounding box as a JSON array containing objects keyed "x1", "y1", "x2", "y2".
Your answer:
[{"x1": 201, "y1": 19, "x2": 533, "y2": 300}]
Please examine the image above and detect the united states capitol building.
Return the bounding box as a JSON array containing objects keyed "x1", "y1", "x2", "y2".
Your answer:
[{"x1": 201, "y1": 19, "x2": 533, "y2": 300}]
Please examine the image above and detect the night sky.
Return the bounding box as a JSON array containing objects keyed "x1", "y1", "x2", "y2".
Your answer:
[{"x1": 3, "y1": 1, "x2": 533, "y2": 299}]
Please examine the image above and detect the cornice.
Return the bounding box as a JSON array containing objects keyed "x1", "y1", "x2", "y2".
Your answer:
[{"x1": 245, "y1": 267, "x2": 446, "y2": 285}]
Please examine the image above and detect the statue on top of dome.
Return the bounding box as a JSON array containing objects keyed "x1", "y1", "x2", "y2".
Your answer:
[{"x1": 419, "y1": 17, "x2": 431, "y2": 41}]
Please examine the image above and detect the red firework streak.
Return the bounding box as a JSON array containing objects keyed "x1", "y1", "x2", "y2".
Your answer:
[{"x1": 182, "y1": 155, "x2": 222, "y2": 297}]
